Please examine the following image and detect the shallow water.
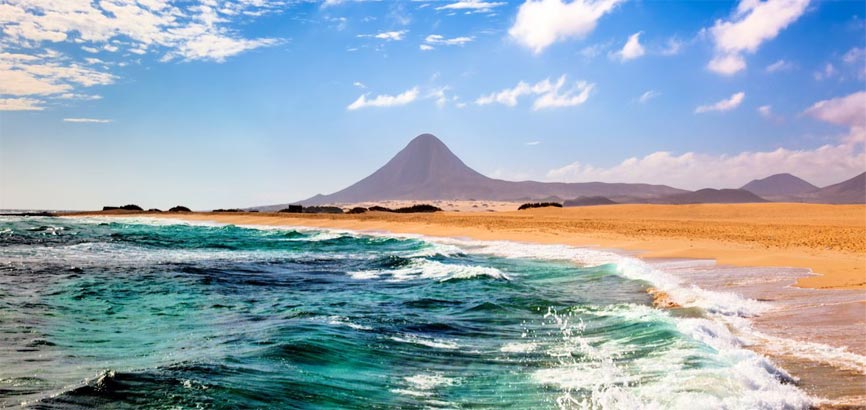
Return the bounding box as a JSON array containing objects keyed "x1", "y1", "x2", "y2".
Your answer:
[{"x1": 0, "y1": 216, "x2": 833, "y2": 408}]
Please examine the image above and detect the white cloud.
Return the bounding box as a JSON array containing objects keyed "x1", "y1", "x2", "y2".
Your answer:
[
  {"x1": 63, "y1": 118, "x2": 112, "y2": 123},
  {"x1": 0, "y1": 0, "x2": 284, "y2": 110},
  {"x1": 546, "y1": 144, "x2": 864, "y2": 189},
  {"x1": 0, "y1": 97, "x2": 44, "y2": 110},
  {"x1": 613, "y1": 31, "x2": 645, "y2": 61},
  {"x1": 547, "y1": 90, "x2": 866, "y2": 189},
  {"x1": 424, "y1": 34, "x2": 474, "y2": 47},
  {"x1": 636, "y1": 90, "x2": 660, "y2": 104},
  {"x1": 419, "y1": 44, "x2": 434, "y2": 51},
  {"x1": 757, "y1": 104, "x2": 772, "y2": 117},
  {"x1": 347, "y1": 87, "x2": 419, "y2": 110},
  {"x1": 803, "y1": 91, "x2": 865, "y2": 132},
  {"x1": 436, "y1": 1, "x2": 506, "y2": 12},
  {"x1": 475, "y1": 75, "x2": 594, "y2": 110},
  {"x1": 695, "y1": 91, "x2": 745, "y2": 113},
  {"x1": 707, "y1": 53, "x2": 746, "y2": 75},
  {"x1": 765, "y1": 59, "x2": 793, "y2": 72},
  {"x1": 707, "y1": 0, "x2": 810, "y2": 75},
  {"x1": 353, "y1": 81, "x2": 366, "y2": 88},
  {"x1": 509, "y1": 0, "x2": 623, "y2": 54},
  {"x1": 359, "y1": 30, "x2": 407, "y2": 41},
  {"x1": 526, "y1": 140, "x2": 541, "y2": 146},
  {"x1": 0, "y1": 1, "x2": 282, "y2": 62}
]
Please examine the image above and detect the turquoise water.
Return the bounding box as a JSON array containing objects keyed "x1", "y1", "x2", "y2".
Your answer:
[{"x1": 0, "y1": 216, "x2": 811, "y2": 409}]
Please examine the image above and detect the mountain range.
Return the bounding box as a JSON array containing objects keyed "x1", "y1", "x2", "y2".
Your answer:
[{"x1": 257, "y1": 134, "x2": 865, "y2": 209}]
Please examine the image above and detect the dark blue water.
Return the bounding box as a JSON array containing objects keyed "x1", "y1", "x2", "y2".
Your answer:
[{"x1": 0, "y1": 216, "x2": 812, "y2": 409}]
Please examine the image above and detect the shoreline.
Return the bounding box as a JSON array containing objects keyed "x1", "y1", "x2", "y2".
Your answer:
[
  {"x1": 59, "y1": 207, "x2": 866, "y2": 406},
  {"x1": 67, "y1": 203, "x2": 866, "y2": 290}
]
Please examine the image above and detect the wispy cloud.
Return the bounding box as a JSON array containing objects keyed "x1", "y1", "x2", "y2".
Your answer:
[
  {"x1": 0, "y1": 0, "x2": 284, "y2": 110},
  {"x1": 509, "y1": 0, "x2": 624, "y2": 54},
  {"x1": 0, "y1": 97, "x2": 45, "y2": 111},
  {"x1": 695, "y1": 92, "x2": 745, "y2": 113},
  {"x1": 765, "y1": 59, "x2": 793, "y2": 72},
  {"x1": 63, "y1": 118, "x2": 112, "y2": 123},
  {"x1": 476, "y1": 75, "x2": 594, "y2": 110},
  {"x1": 421, "y1": 34, "x2": 474, "y2": 50},
  {"x1": 706, "y1": 0, "x2": 810, "y2": 75},
  {"x1": 636, "y1": 90, "x2": 660, "y2": 104},
  {"x1": 526, "y1": 140, "x2": 542, "y2": 146},
  {"x1": 436, "y1": 1, "x2": 506, "y2": 13},
  {"x1": 347, "y1": 87, "x2": 419, "y2": 110}
]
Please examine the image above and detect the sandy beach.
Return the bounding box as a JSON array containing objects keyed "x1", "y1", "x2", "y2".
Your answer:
[{"x1": 83, "y1": 203, "x2": 866, "y2": 290}]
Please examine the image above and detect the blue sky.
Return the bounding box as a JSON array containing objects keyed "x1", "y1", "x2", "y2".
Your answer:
[{"x1": 1, "y1": 0, "x2": 864, "y2": 210}]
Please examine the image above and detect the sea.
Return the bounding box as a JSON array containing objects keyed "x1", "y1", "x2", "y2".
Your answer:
[{"x1": 1, "y1": 215, "x2": 863, "y2": 409}]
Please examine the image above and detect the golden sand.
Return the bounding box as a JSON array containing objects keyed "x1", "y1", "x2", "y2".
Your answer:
[{"x1": 77, "y1": 203, "x2": 866, "y2": 290}]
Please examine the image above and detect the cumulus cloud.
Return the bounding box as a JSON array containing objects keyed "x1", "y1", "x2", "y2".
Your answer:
[
  {"x1": 695, "y1": 91, "x2": 745, "y2": 113},
  {"x1": 436, "y1": 1, "x2": 506, "y2": 12},
  {"x1": 613, "y1": 32, "x2": 645, "y2": 61},
  {"x1": 707, "y1": 53, "x2": 746, "y2": 75},
  {"x1": 546, "y1": 144, "x2": 864, "y2": 189},
  {"x1": 0, "y1": 97, "x2": 44, "y2": 110},
  {"x1": 547, "y1": 91, "x2": 866, "y2": 189},
  {"x1": 63, "y1": 117, "x2": 112, "y2": 123},
  {"x1": 509, "y1": 0, "x2": 623, "y2": 54},
  {"x1": 804, "y1": 91, "x2": 866, "y2": 143},
  {"x1": 707, "y1": 0, "x2": 810, "y2": 75},
  {"x1": 475, "y1": 75, "x2": 594, "y2": 110},
  {"x1": 347, "y1": 87, "x2": 419, "y2": 110}
]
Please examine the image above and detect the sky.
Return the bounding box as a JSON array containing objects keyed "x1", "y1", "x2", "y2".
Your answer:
[{"x1": 0, "y1": 0, "x2": 864, "y2": 210}]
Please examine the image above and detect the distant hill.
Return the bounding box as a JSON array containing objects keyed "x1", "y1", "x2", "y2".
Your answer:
[
  {"x1": 741, "y1": 173, "x2": 817, "y2": 199},
  {"x1": 564, "y1": 196, "x2": 618, "y2": 207},
  {"x1": 256, "y1": 134, "x2": 686, "y2": 209},
  {"x1": 800, "y1": 172, "x2": 865, "y2": 204},
  {"x1": 653, "y1": 188, "x2": 768, "y2": 204}
]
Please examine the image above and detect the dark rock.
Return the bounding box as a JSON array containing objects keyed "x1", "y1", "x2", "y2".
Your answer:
[
  {"x1": 278, "y1": 205, "x2": 303, "y2": 213},
  {"x1": 168, "y1": 206, "x2": 191, "y2": 212},
  {"x1": 368, "y1": 206, "x2": 393, "y2": 212},
  {"x1": 394, "y1": 204, "x2": 442, "y2": 213},
  {"x1": 518, "y1": 202, "x2": 562, "y2": 210},
  {"x1": 303, "y1": 206, "x2": 344, "y2": 214},
  {"x1": 347, "y1": 207, "x2": 368, "y2": 214},
  {"x1": 102, "y1": 204, "x2": 142, "y2": 211},
  {"x1": 147, "y1": 208, "x2": 163, "y2": 212}
]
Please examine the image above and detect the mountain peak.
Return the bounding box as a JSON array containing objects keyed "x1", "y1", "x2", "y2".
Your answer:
[
  {"x1": 741, "y1": 173, "x2": 817, "y2": 197},
  {"x1": 274, "y1": 133, "x2": 686, "y2": 207},
  {"x1": 409, "y1": 133, "x2": 441, "y2": 144}
]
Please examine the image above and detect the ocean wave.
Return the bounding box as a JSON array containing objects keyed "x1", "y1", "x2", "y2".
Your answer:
[
  {"x1": 389, "y1": 334, "x2": 459, "y2": 350},
  {"x1": 348, "y1": 258, "x2": 510, "y2": 282}
]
